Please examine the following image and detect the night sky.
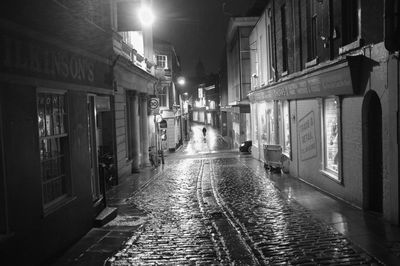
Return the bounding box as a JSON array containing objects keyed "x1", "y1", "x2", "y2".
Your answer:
[{"x1": 152, "y1": 0, "x2": 255, "y2": 77}]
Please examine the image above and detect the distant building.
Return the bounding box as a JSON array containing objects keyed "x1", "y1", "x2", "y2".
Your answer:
[
  {"x1": 153, "y1": 38, "x2": 183, "y2": 151},
  {"x1": 225, "y1": 17, "x2": 259, "y2": 148}
]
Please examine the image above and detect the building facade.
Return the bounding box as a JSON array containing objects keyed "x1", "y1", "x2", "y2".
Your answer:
[
  {"x1": 249, "y1": 0, "x2": 400, "y2": 224},
  {"x1": 111, "y1": 0, "x2": 157, "y2": 174},
  {"x1": 0, "y1": 0, "x2": 115, "y2": 263},
  {"x1": 153, "y1": 39, "x2": 183, "y2": 152},
  {"x1": 225, "y1": 17, "x2": 258, "y2": 148},
  {"x1": 0, "y1": 0, "x2": 158, "y2": 263}
]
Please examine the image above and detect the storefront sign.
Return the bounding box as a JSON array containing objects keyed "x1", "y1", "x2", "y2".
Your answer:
[
  {"x1": 298, "y1": 111, "x2": 317, "y2": 161},
  {"x1": 249, "y1": 62, "x2": 353, "y2": 101},
  {"x1": 0, "y1": 34, "x2": 111, "y2": 89}
]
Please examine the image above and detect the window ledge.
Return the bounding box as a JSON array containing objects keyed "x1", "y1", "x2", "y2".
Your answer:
[
  {"x1": 339, "y1": 38, "x2": 363, "y2": 55},
  {"x1": 43, "y1": 196, "x2": 77, "y2": 218},
  {"x1": 320, "y1": 169, "x2": 342, "y2": 184},
  {"x1": 305, "y1": 57, "x2": 319, "y2": 68}
]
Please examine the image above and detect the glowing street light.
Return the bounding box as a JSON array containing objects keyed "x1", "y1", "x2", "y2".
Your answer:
[
  {"x1": 137, "y1": 5, "x2": 155, "y2": 27},
  {"x1": 177, "y1": 76, "x2": 185, "y2": 86}
]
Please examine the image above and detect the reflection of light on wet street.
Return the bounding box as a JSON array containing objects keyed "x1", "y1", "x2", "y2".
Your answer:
[{"x1": 184, "y1": 124, "x2": 228, "y2": 155}]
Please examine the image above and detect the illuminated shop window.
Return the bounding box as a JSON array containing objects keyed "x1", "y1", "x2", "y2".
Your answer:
[
  {"x1": 37, "y1": 91, "x2": 70, "y2": 210},
  {"x1": 322, "y1": 97, "x2": 340, "y2": 180},
  {"x1": 282, "y1": 101, "x2": 291, "y2": 155}
]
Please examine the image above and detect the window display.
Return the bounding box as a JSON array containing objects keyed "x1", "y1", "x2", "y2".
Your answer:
[
  {"x1": 323, "y1": 98, "x2": 339, "y2": 176},
  {"x1": 282, "y1": 101, "x2": 291, "y2": 155},
  {"x1": 38, "y1": 92, "x2": 68, "y2": 208}
]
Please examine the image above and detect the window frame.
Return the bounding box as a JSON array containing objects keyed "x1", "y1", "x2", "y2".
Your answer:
[
  {"x1": 157, "y1": 85, "x2": 169, "y2": 108},
  {"x1": 156, "y1": 54, "x2": 168, "y2": 70},
  {"x1": 305, "y1": 0, "x2": 319, "y2": 67},
  {"x1": 280, "y1": 4, "x2": 288, "y2": 74},
  {"x1": 320, "y1": 96, "x2": 342, "y2": 182},
  {"x1": 339, "y1": 0, "x2": 362, "y2": 55},
  {"x1": 279, "y1": 100, "x2": 291, "y2": 158},
  {"x1": 37, "y1": 88, "x2": 73, "y2": 215},
  {"x1": 266, "y1": 8, "x2": 275, "y2": 82}
]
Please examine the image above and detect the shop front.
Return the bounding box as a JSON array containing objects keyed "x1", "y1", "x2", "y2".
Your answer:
[
  {"x1": 0, "y1": 28, "x2": 113, "y2": 263},
  {"x1": 249, "y1": 58, "x2": 372, "y2": 210}
]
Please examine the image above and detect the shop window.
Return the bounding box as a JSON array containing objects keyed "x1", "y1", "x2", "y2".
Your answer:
[
  {"x1": 321, "y1": 97, "x2": 341, "y2": 180},
  {"x1": 156, "y1": 55, "x2": 168, "y2": 69},
  {"x1": 279, "y1": 100, "x2": 291, "y2": 156},
  {"x1": 259, "y1": 101, "x2": 276, "y2": 145},
  {"x1": 37, "y1": 92, "x2": 70, "y2": 211}
]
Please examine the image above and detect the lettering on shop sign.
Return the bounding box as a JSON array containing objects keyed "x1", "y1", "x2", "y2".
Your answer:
[
  {"x1": 249, "y1": 66, "x2": 353, "y2": 102},
  {"x1": 0, "y1": 34, "x2": 111, "y2": 88},
  {"x1": 298, "y1": 111, "x2": 317, "y2": 161}
]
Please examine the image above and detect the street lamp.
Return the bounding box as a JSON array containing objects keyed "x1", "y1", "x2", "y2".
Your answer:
[
  {"x1": 177, "y1": 76, "x2": 185, "y2": 86},
  {"x1": 137, "y1": 5, "x2": 155, "y2": 27}
]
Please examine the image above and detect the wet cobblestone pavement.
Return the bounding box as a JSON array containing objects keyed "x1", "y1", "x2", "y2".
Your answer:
[
  {"x1": 106, "y1": 154, "x2": 381, "y2": 265},
  {"x1": 107, "y1": 160, "x2": 224, "y2": 265},
  {"x1": 210, "y1": 157, "x2": 379, "y2": 265}
]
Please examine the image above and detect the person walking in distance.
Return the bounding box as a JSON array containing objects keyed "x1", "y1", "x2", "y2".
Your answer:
[{"x1": 202, "y1": 127, "x2": 207, "y2": 138}]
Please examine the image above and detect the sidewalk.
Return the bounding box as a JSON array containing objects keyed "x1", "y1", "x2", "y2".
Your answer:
[
  {"x1": 241, "y1": 157, "x2": 400, "y2": 266},
  {"x1": 50, "y1": 165, "x2": 164, "y2": 266}
]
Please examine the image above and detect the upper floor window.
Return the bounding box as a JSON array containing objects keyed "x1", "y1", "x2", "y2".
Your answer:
[
  {"x1": 339, "y1": 0, "x2": 361, "y2": 54},
  {"x1": 266, "y1": 9, "x2": 274, "y2": 81},
  {"x1": 156, "y1": 55, "x2": 168, "y2": 69},
  {"x1": 158, "y1": 86, "x2": 169, "y2": 107},
  {"x1": 307, "y1": 0, "x2": 318, "y2": 61},
  {"x1": 37, "y1": 91, "x2": 71, "y2": 212},
  {"x1": 281, "y1": 4, "x2": 288, "y2": 74},
  {"x1": 342, "y1": 0, "x2": 360, "y2": 46}
]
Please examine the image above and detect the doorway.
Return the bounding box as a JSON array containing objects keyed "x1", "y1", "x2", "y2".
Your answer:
[
  {"x1": 362, "y1": 90, "x2": 383, "y2": 213},
  {"x1": 87, "y1": 95, "x2": 102, "y2": 209}
]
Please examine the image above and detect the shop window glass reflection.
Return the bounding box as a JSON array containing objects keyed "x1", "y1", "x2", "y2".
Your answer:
[
  {"x1": 37, "y1": 92, "x2": 69, "y2": 209},
  {"x1": 323, "y1": 98, "x2": 339, "y2": 176}
]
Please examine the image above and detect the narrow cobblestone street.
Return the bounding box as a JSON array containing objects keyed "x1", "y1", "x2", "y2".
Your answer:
[
  {"x1": 99, "y1": 125, "x2": 388, "y2": 265},
  {"x1": 51, "y1": 125, "x2": 400, "y2": 265}
]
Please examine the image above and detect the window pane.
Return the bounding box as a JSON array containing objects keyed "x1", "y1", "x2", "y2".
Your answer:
[
  {"x1": 38, "y1": 92, "x2": 69, "y2": 208},
  {"x1": 38, "y1": 95, "x2": 46, "y2": 137},
  {"x1": 45, "y1": 94, "x2": 53, "y2": 136},
  {"x1": 324, "y1": 98, "x2": 339, "y2": 173},
  {"x1": 283, "y1": 101, "x2": 291, "y2": 154}
]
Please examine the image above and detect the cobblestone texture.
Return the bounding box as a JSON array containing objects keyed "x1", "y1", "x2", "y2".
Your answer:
[
  {"x1": 107, "y1": 160, "x2": 223, "y2": 265},
  {"x1": 106, "y1": 154, "x2": 381, "y2": 265},
  {"x1": 211, "y1": 157, "x2": 380, "y2": 265}
]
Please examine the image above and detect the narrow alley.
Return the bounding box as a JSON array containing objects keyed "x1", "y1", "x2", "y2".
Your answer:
[{"x1": 53, "y1": 125, "x2": 400, "y2": 266}]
